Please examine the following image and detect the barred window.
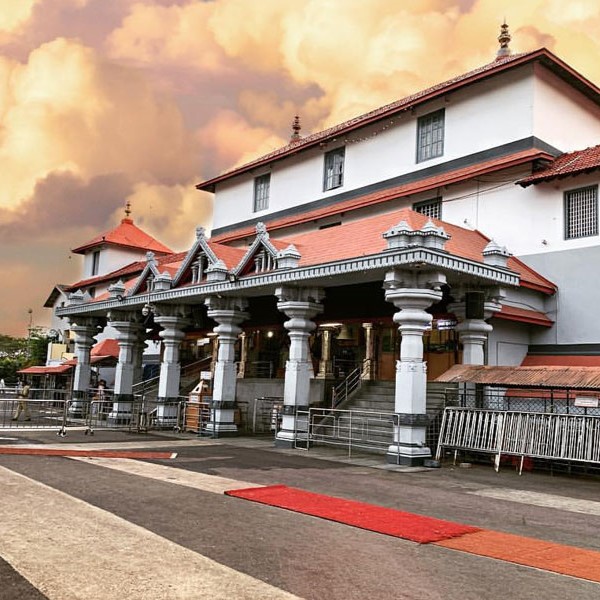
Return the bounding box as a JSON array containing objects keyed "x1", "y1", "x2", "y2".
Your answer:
[
  {"x1": 253, "y1": 174, "x2": 270, "y2": 212},
  {"x1": 417, "y1": 109, "x2": 444, "y2": 163},
  {"x1": 324, "y1": 147, "x2": 345, "y2": 191},
  {"x1": 413, "y1": 198, "x2": 442, "y2": 220},
  {"x1": 564, "y1": 186, "x2": 598, "y2": 239}
]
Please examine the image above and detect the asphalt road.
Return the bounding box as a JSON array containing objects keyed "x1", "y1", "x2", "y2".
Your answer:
[{"x1": 0, "y1": 430, "x2": 599, "y2": 599}]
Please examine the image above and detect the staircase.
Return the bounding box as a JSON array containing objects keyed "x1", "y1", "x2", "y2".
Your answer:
[{"x1": 132, "y1": 358, "x2": 211, "y2": 401}]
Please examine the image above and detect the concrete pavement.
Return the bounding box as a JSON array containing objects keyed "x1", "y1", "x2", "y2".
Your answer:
[{"x1": 0, "y1": 430, "x2": 599, "y2": 599}]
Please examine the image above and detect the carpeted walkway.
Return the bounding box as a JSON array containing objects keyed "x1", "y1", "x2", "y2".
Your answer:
[
  {"x1": 226, "y1": 484, "x2": 600, "y2": 583},
  {"x1": 225, "y1": 484, "x2": 480, "y2": 543}
]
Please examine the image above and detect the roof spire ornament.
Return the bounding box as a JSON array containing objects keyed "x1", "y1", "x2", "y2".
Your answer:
[
  {"x1": 496, "y1": 20, "x2": 511, "y2": 60},
  {"x1": 124, "y1": 199, "x2": 132, "y2": 219},
  {"x1": 290, "y1": 115, "x2": 301, "y2": 142}
]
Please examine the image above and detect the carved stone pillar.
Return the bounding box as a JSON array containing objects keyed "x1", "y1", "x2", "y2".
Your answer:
[
  {"x1": 450, "y1": 292, "x2": 502, "y2": 366},
  {"x1": 384, "y1": 270, "x2": 445, "y2": 465},
  {"x1": 132, "y1": 330, "x2": 146, "y2": 385},
  {"x1": 316, "y1": 324, "x2": 337, "y2": 379},
  {"x1": 205, "y1": 296, "x2": 248, "y2": 436},
  {"x1": 275, "y1": 286, "x2": 324, "y2": 448},
  {"x1": 107, "y1": 312, "x2": 144, "y2": 424},
  {"x1": 361, "y1": 322, "x2": 377, "y2": 380},
  {"x1": 69, "y1": 317, "x2": 102, "y2": 416},
  {"x1": 154, "y1": 306, "x2": 190, "y2": 426}
]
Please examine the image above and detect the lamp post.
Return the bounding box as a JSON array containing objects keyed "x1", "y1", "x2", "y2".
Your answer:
[{"x1": 27, "y1": 308, "x2": 33, "y2": 361}]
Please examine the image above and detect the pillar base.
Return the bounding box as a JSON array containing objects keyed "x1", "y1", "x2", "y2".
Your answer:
[
  {"x1": 385, "y1": 444, "x2": 431, "y2": 466},
  {"x1": 203, "y1": 423, "x2": 238, "y2": 437},
  {"x1": 107, "y1": 411, "x2": 133, "y2": 426}
]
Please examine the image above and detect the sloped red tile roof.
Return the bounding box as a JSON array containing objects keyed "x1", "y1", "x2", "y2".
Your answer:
[
  {"x1": 211, "y1": 148, "x2": 553, "y2": 244},
  {"x1": 198, "y1": 48, "x2": 600, "y2": 191},
  {"x1": 266, "y1": 208, "x2": 556, "y2": 294},
  {"x1": 72, "y1": 218, "x2": 173, "y2": 255},
  {"x1": 66, "y1": 251, "x2": 188, "y2": 292},
  {"x1": 495, "y1": 305, "x2": 553, "y2": 327},
  {"x1": 91, "y1": 338, "x2": 119, "y2": 358},
  {"x1": 207, "y1": 241, "x2": 246, "y2": 269},
  {"x1": 518, "y1": 144, "x2": 600, "y2": 186}
]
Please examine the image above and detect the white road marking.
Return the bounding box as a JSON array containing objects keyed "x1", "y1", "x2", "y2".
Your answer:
[
  {"x1": 469, "y1": 488, "x2": 600, "y2": 517},
  {"x1": 70, "y1": 456, "x2": 263, "y2": 494},
  {"x1": 1, "y1": 439, "x2": 220, "y2": 451},
  {"x1": 0, "y1": 465, "x2": 299, "y2": 600}
]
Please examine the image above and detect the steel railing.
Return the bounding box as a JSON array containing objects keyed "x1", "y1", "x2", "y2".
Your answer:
[
  {"x1": 436, "y1": 407, "x2": 600, "y2": 474},
  {"x1": 295, "y1": 407, "x2": 401, "y2": 459},
  {"x1": 331, "y1": 367, "x2": 362, "y2": 408}
]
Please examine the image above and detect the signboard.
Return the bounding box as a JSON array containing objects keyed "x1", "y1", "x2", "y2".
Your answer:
[
  {"x1": 200, "y1": 371, "x2": 212, "y2": 381},
  {"x1": 574, "y1": 397, "x2": 599, "y2": 408}
]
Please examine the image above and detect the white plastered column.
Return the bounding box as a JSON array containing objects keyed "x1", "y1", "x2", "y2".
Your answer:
[
  {"x1": 205, "y1": 296, "x2": 248, "y2": 436},
  {"x1": 154, "y1": 306, "x2": 190, "y2": 426},
  {"x1": 384, "y1": 270, "x2": 445, "y2": 466},
  {"x1": 107, "y1": 312, "x2": 144, "y2": 424},
  {"x1": 275, "y1": 286, "x2": 324, "y2": 448},
  {"x1": 69, "y1": 317, "x2": 102, "y2": 417}
]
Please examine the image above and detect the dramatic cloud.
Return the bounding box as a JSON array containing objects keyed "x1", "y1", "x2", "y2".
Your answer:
[{"x1": 2, "y1": 0, "x2": 600, "y2": 336}]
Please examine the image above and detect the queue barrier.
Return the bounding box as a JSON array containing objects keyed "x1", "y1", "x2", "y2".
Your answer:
[{"x1": 436, "y1": 407, "x2": 600, "y2": 474}]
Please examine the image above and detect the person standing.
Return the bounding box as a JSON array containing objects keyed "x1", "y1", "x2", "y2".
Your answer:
[
  {"x1": 12, "y1": 379, "x2": 31, "y2": 421},
  {"x1": 0, "y1": 378, "x2": 5, "y2": 397}
]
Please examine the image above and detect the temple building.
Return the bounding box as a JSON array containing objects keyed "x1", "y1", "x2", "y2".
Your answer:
[{"x1": 51, "y1": 26, "x2": 600, "y2": 464}]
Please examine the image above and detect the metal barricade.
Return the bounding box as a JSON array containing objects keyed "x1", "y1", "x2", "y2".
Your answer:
[
  {"x1": 296, "y1": 407, "x2": 397, "y2": 457},
  {"x1": 245, "y1": 397, "x2": 283, "y2": 434},
  {"x1": 436, "y1": 407, "x2": 600, "y2": 474},
  {"x1": 179, "y1": 399, "x2": 212, "y2": 434},
  {"x1": 0, "y1": 389, "x2": 71, "y2": 436}
]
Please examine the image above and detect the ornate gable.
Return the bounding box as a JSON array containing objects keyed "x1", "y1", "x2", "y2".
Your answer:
[
  {"x1": 129, "y1": 251, "x2": 173, "y2": 297},
  {"x1": 234, "y1": 222, "x2": 299, "y2": 276},
  {"x1": 173, "y1": 226, "x2": 227, "y2": 286}
]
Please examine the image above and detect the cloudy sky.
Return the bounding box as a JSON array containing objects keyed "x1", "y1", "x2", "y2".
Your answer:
[{"x1": 1, "y1": 0, "x2": 600, "y2": 337}]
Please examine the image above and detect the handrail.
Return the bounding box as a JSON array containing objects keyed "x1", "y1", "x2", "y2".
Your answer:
[
  {"x1": 331, "y1": 367, "x2": 362, "y2": 408},
  {"x1": 131, "y1": 357, "x2": 211, "y2": 396}
]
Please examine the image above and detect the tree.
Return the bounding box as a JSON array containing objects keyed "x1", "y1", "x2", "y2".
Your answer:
[{"x1": 0, "y1": 334, "x2": 28, "y2": 382}]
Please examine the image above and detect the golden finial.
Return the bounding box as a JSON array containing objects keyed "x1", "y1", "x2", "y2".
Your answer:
[
  {"x1": 496, "y1": 20, "x2": 511, "y2": 59},
  {"x1": 124, "y1": 200, "x2": 132, "y2": 218},
  {"x1": 290, "y1": 115, "x2": 301, "y2": 142}
]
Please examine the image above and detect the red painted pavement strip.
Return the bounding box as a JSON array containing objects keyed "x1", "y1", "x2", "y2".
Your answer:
[
  {"x1": 0, "y1": 447, "x2": 177, "y2": 459},
  {"x1": 226, "y1": 484, "x2": 600, "y2": 582},
  {"x1": 435, "y1": 530, "x2": 600, "y2": 584},
  {"x1": 224, "y1": 485, "x2": 480, "y2": 543}
]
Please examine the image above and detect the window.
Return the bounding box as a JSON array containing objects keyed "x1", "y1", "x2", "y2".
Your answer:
[
  {"x1": 413, "y1": 198, "x2": 442, "y2": 220},
  {"x1": 324, "y1": 147, "x2": 345, "y2": 190},
  {"x1": 253, "y1": 174, "x2": 270, "y2": 212},
  {"x1": 565, "y1": 185, "x2": 598, "y2": 239},
  {"x1": 91, "y1": 250, "x2": 100, "y2": 276},
  {"x1": 417, "y1": 109, "x2": 444, "y2": 163}
]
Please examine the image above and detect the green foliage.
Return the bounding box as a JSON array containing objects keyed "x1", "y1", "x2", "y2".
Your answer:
[{"x1": 0, "y1": 330, "x2": 50, "y2": 382}]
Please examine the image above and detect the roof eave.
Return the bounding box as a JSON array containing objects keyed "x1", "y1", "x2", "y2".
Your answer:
[{"x1": 196, "y1": 48, "x2": 596, "y2": 192}]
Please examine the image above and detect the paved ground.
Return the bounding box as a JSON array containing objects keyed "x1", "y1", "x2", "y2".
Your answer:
[{"x1": 0, "y1": 428, "x2": 599, "y2": 599}]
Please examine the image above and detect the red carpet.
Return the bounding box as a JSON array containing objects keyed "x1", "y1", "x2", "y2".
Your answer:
[
  {"x1": 0, "y1": 447, "x2": 177, "y2": 459},
  {"x1": 225, "y1": 485, "x2": 479, "y2": 543}
]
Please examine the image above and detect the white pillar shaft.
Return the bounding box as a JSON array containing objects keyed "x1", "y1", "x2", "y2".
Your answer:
[
  {"x1": 457, "y1": 320, "x2": 493, "y2": 365},
  {"x1": 385, "y1": 282, "x2": 443, "y2": 465},
  {"x1": 71, "y1": 324, "x2": 96, "y2": 393},
  {"x1": 275, "y1": 293, "x2": 323, "y2": 446},
  {"x1": 156, "y1": 317, "x2": 186, "y2": 399}
]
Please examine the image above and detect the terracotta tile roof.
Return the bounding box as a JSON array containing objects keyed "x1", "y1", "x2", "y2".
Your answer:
[
  {"x1": 198, "y1": 48, "x2": 600, "y2": 192},
  {"x1": 518, "y1": 144, "x2": 600, "y2": 186},
  {"x1": 72, "y1": 218, "x2": 173, "y2": 255},
  {"x1": 207, "y1": 241, "x2": 246, "y2": 269},
  {"x1": 66, "y1": 251, "x2": 188, "y2": 292},
  {"x1": 495, "y1": 305, "x2": 554, "y2": 327},
  {"x1": 266, "y1": 208, "x2": 556, "y2": 294},
  {"x1": 212, "y1": 148, "x2": 553, "y2": 244}
]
